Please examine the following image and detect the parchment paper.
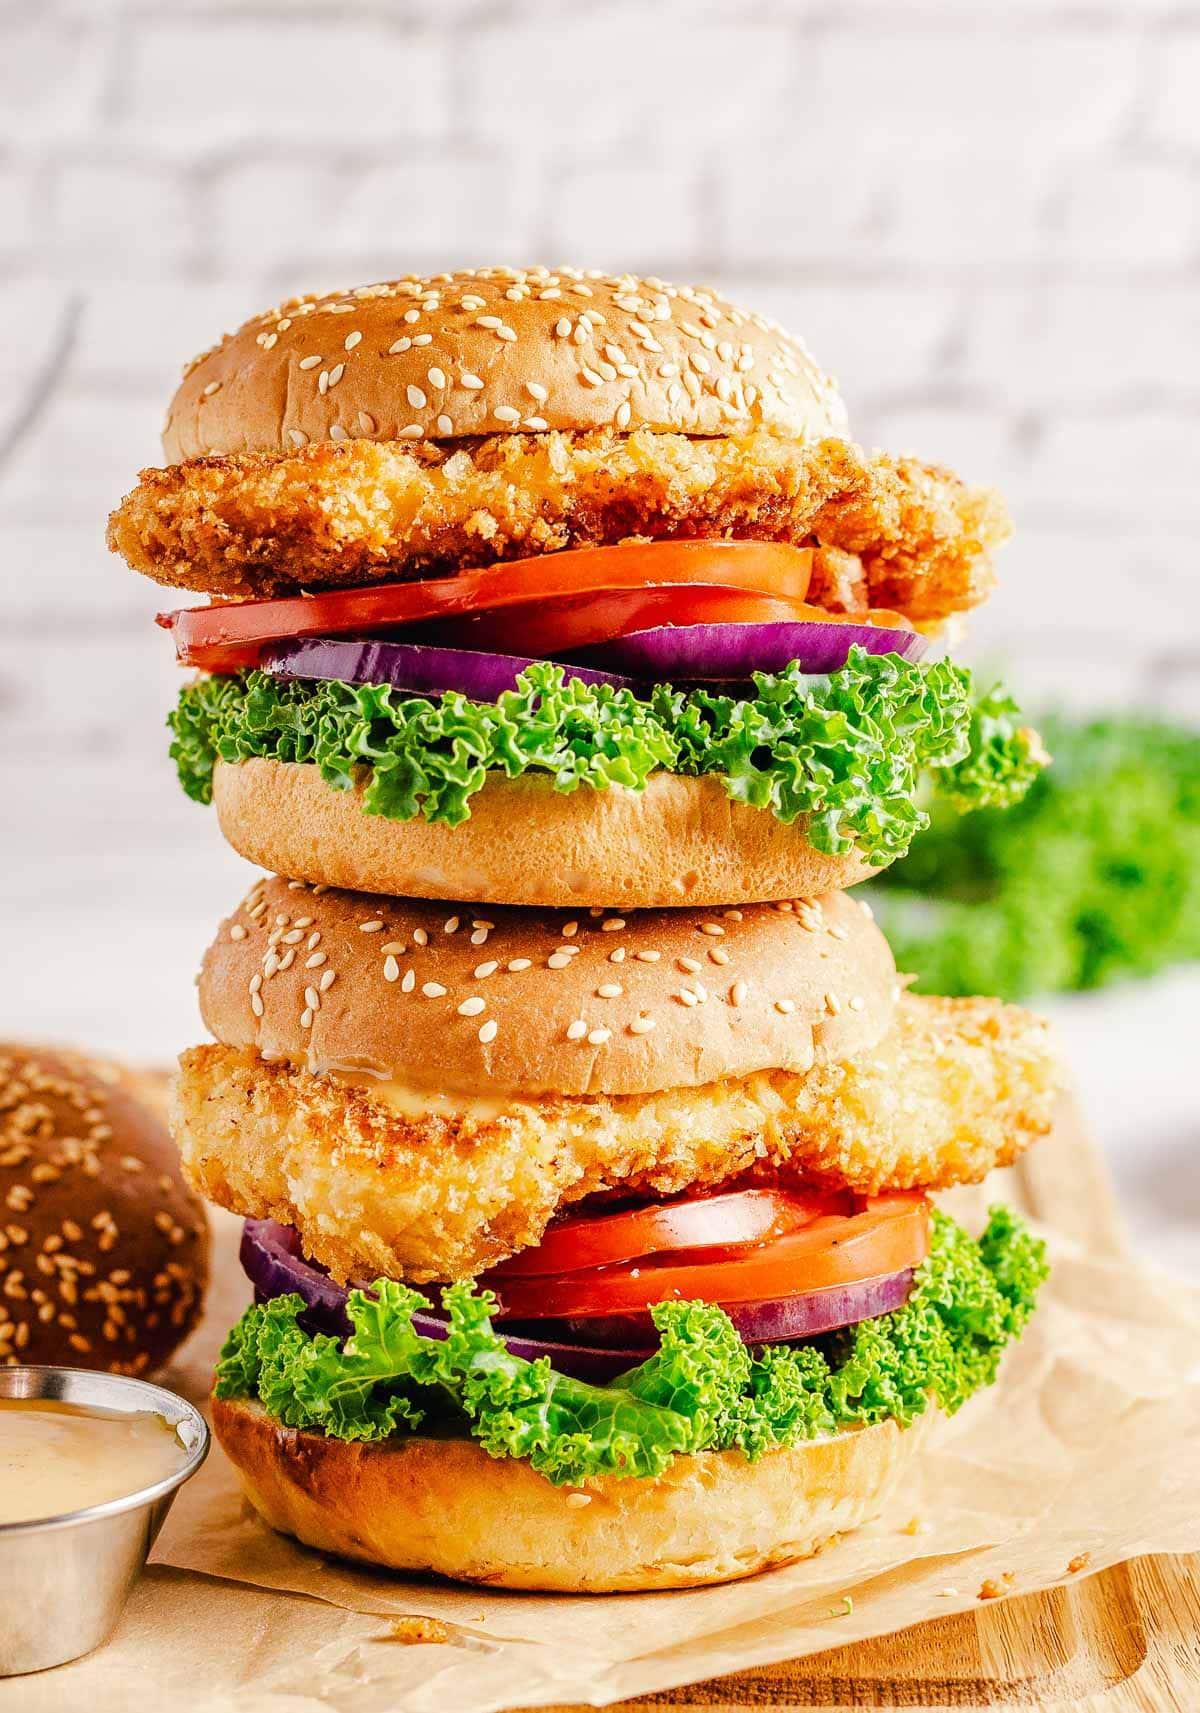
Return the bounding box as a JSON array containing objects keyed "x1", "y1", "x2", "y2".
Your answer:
[{"x1": 6, "y1": 1097, "x2": 1199, "y2": 1713}]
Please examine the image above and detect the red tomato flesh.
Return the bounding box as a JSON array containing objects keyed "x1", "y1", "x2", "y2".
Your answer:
[
  {"x1": 159, "y1": 540, "x2": 814, "y2": 673},
  {"x1": 483, "y1": 1190, "x2": 931, "y2": 1320}
]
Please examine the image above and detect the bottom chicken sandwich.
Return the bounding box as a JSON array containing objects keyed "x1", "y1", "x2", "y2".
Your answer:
[{"x1": 177, "y1": 875, "x2": 1059, "y2": 1592}]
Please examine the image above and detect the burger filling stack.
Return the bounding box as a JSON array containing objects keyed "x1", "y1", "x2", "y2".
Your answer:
[{"x1": 110, "y1": 268, "x2": 1060, "y2": 1592}]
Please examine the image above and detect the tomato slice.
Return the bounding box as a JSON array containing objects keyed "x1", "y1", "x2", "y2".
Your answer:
[
  {"x1": 422, "y1": 587, "x2": 830, "y2": 658},
  {"x1": 484, "y1": 1192, "x2": 931, "y2": 1319},
  {"x1": 489, "y1": 1188, "x2": 847, "y2": 1280},
  {"x1": 159, "y1": 540, "x2": 814, "y2": 673}
]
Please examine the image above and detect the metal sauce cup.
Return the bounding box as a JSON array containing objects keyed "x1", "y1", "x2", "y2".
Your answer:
[{"x1": 0, "y1": 1366, "x2": 209, "y2": 1676}]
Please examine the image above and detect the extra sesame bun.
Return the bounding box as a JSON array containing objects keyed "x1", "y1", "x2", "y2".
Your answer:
[
  {"x1": 0, "y1": 1044, "x2": 208, "y2": 1374},
  {"x1": 212, "y1": 760, "x2": 876, "y2": 911},
  {"x1": 213, "y1": 1394, "x2": 927, "y2": 1592},
  {"x1": 163, "y1": 268, "x2": 847, "y2": 461},
  {"x1": 198, "y1": 875, "x2": 895, "y2": 1099}
]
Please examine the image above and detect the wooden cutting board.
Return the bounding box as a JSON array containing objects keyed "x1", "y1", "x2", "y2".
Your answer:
[
  {"x1": 537, "y1": 1553, "x2": 1200, "y2": 1709},
  {"x1": 534, "y1": 1111, "x2": 1200, "y2": 1712}
]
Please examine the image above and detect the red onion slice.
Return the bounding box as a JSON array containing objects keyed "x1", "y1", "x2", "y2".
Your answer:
[
  {"x1": 578, "y1": 620, "x2": 928, "y2": 680},
  {"x1": 239, "y1": 1221, "x2": 655, "y2": 1382},
  {"x1": 260, "y1": 636, "x2": 638, "y2": 700},
  {"x1": 548, "y1": 1270, "x2": 915, "y2": 1346}
]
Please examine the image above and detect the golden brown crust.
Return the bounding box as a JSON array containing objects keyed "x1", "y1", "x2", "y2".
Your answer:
[
  {"x1": 0, "y1": 1044, "x2": 209, "y2": 1373},
  {"x1": 212, "y1": 762, "x2": 878, "y2": 912},
  {"x1": 162, "y1": 269, "x2": 846, "y2": 461},
  {"x1": 107, "y1": 429, "x2": 1005, "y2": 617},
  {"x1": 173, "y1": 994, "x2": 1060, "y2": 1283},
  {"x1": 212, "y1": 1393, "x2": 927, "y2": 1593},
  {"x1": 197, "y1": 875, "x2": 895, "y2": 1098}
]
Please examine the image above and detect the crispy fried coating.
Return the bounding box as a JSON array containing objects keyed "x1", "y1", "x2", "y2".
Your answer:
[
  {"x1": 174, "y1": 994, "x2": 1058, "y2": 1284},
  {"x1": 109, "y1": 429, "x2": 1007, "y2": 621}
]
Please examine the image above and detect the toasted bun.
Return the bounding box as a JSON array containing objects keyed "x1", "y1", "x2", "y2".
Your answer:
[
  {"x1": 0, "y1": 1044, "x2": 208, "y2": 1374},
  {"x1": 213, "y1": 760, "x2": 876, "y2": 911},
  {"x1": 198, "y1": 875, "x2": 895, "y2": 1098},
  {"x1": 213, "y1": 1394, "x2": 926, "y2": 1593},
  {"x1": 163, "y1": 269, "x2": 847, "y2": 462}
]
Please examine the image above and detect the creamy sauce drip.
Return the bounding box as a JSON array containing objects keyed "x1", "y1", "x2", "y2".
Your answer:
[
  {"x1": 319, "y1": 1066, "x2": 516, "y2": 1122},
  {"x1": 0, "y1": 1398, "x2": 187, "y2": 1524}
]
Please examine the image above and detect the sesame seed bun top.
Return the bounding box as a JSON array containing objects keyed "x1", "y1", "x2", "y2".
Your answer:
[
  {"x1": 197, "y1": 876, "x2": 897, "y2": 1099},
  {"x1": 162, "y1": 267, "x2": 848, "y2": 462},
  {"x1": 0, "y1": 1044, "x2": 208, "y2": 1374}
]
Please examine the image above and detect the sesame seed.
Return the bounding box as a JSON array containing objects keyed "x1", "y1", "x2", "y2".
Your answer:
[
  {"x1": 678, "y1": 957, "x2": 702, "y2": 974},
  {"x1": 507, "y1": 958, "x2": 532, "y2": 972},
  {"x1": 547, "y1": 952, "x2": 571, "y2": 970},
  {"x1": 775, "y1": 998, "x2": 796, "y2": 1015},
  {"x1": 615, "y1": 400, "x2": 632, "y2": 429},
  {"x1": 305, "y1": 952, "x2": 326, "y2": 969},
  {"x1": 358, "y1": 411, "x2": 376, "y2": 434},
  {"x1": 250, "y1": 993, "x2": 264, "y2": 1018},
  {"x1": 413, "y1": 928, "x2": 428, "y2": 946},
  {"x1": 526, "y1": 381, "x2": 549, "y2": 401},
  {"x1": 608, "y1": 947, "x2": 626, "y2": 964},
  {"x1": 320, "y1": 969, "x2": 336, "y2": 992},
  {"x1": 825, "y1": 991, "x2": 842, "y2": 1015},
  {"x1": 437, "y1": 414, "x2": 454, "y2": 434},
  {"x1": 359, "y1": 920, "x2": 384, "y2": 933},
  {"x1": 731, "y1": 980, "x2": 748, "y2": 1006},
  {"x1": 478, "y1": 1019, "x2": 498, "y2": 1045},
  {"x1": 601, "y1": 918, "x2": 626, "y2": 932},
  {"x1": 700, "y1": 923, "x2": 725, "y2": 937},
  {"x1": 344, "y1": 330, "x2": 362, "y2": 351},
  {"x1": 849, "y1": 995, "x2": 865, "y2": 1011},
  {"x1": 597, "y1": 983, "x2": 623, "y2": 999},
  {"x1": 422, "y1": 982, "x2": 447, "y2": 998},
  {"x1": 587, "y1": 1028, "x2": 611, "y2": 1046},
  {"x1": 305, "y1": 986, "x2": 321, "y2": 1011},
  {"x1": 474, "y1": 961, "x2": 498, "y2": 978},
  {"x1": 384, "y1": 957, "x2": 400, "y2": 982},
  {"x1": 828, "y1": 925, "x2": 850, "y2": 942},
  {"x1": 327, "y1": 363, "x2": 345, "y2": 387},
  {"x1": 460, "y1": 373, "x2": 484, "y2": 390},
  {"x1": 401, "y1": 970, "x2": 416, "y2": 993},
  {"x1": 494, "y1": 405, "x2": 520, "y2": 423},
  {"x1": 566, "y1": 1020, "x2": 588, "y2": 1041},
  {"x1": 300, "y1": 1007, "x2": 313, "y2": 1029},
  {"x1": 388, "y1": 338, "x2": 411, "y2": 355},
  {"x1": 381, "y1": 941, "x2": 406, "y2": 955},
  {"x1": 329, "y1": 423, "x2": 348, "y2": 439},
  {"x1": 634, "y1": 950, "x2": 660, "y2": 963},
  {"x1": 407, "y1": 384, "x2": 427, "y2": 408},
  {"x1": 230, "y1": 924, "x2": 247, "y2": 942},
  {"x1": 202, "y1": 380, "x2": 221, "y2": 397},
  {"x1": 628, "y1": 1013, "x2": 656, "y2": 1035},
  {"x1": 723, "y1": 909, "x2": 744, "y2": 922},
  {"x1": 676, "y1": 989, "x2": 699, "y2": 1008},
  {"x1": 709, "y1": 947, "x2": 730, "y2": 965},
  {"x1": 444, "y1": 915, "x2": 460, "y2": 934},
  {"x1": 249, "y1": 974, "x2": 263, "y2": 995},
  {"x1": 458, "y1": 997, "x2": 486, "y2": 1017},
  {"x1": 561, "y1": 921, "x2": 579, "y2": 937}
]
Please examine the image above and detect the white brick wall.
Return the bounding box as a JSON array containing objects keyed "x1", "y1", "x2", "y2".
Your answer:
[{"x1": 0, "y1": 0, "x2": 1198, "y2": 1070}]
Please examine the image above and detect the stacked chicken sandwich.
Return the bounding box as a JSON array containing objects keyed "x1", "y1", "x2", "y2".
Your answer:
[{"x1": 110, "y1": 268, "x2": 1058, "y2": 1591}]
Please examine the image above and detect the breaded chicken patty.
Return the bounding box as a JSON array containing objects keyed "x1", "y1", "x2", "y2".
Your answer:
[
  {"x1": 174, "y1": 993, "x2": 1059, "y2": 1284},
  {"x1": 108, "y1": 429, "x2": 1007, "y2": 619}
]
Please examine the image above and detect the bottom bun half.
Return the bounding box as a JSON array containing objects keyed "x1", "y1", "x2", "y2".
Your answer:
[
  {"x1": 212, "y1": 1395, "x2": 928, "y2": 1593},
  {"x1": 212, "y1": 759, "x2": 874, "y2": 908}
]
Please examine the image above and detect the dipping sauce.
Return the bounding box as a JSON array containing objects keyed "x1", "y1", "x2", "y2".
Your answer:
[{"x1": 0, "y1": 1398, "x2": 187, "y2": 1524}]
